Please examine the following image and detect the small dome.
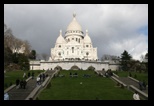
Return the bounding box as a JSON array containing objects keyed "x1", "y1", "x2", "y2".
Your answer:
[
  {"x1": 66, "y1": 13, "x2": 82, "y2": 31},
  {"x1": 84, "y1": 30, "x2": 92, "y2": 43},
  {"x1": 56, "y1": 30, "x2": 66, "y2": 44}
]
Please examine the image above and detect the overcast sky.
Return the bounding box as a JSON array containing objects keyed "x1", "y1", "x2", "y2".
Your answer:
[{"x1": 4, "y1": 4, "x2": 148, "y2": 60}]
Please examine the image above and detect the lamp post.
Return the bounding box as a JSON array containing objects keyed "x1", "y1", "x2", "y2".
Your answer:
[{"x1": 32, "y1": 61, "x2": 33, "y2": 70}]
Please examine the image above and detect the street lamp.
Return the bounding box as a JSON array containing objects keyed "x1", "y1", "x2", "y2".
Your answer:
[{"x1": 32, "y1": 61, "x2": 33, "y2": 70}]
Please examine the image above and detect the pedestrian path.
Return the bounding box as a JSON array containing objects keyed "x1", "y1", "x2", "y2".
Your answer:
[
  {"x1": 7, "y1": 70, "x2": 56, "y2": 100},
  {"x1": 8, "y1": 79, "x2": 36, "y2": 100},
  {"x1": 97, "y1": 70, "x2": 148, "y2": 94},
  {"x1": 118, "y1": 77, "x2": 148, "y2": 94}
]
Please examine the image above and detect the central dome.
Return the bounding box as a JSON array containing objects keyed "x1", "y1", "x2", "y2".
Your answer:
[{"x1": 66, "y1": 13, "x2": 82, "y2": 31}]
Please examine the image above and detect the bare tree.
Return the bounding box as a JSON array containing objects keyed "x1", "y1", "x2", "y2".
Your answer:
[
  {"x1": 36, "y1": 53, "x2": 41, "y2": 60},
  {"x1": 101, "y1": 54, "x2": 119, "y2": 61},
  {"x1": 4, "y1": 23, "x2": 31, "y2": 56},
  {"x1": 4, "y1": 24, "x2": 15, "y2": 48},
  {"x1": 42, "y1": 53, "x2": 48, "y2": 61},
  {"x1": 140, "y1": 55, "x2": 144, "y2": 62},
  {"x1": 23, "y1": 40, "x2": 31, "y2": 56}
]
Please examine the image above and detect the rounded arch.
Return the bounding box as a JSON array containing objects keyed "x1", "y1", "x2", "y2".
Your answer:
[
  {"x1": 87, "y1": 66, "x2": 95, "y2": 71},
  {"x1": 70, "y1": 65, "x2": 80, "y2": 70},
  {"x1": 54, "y1": 65, "x2": 62, "y2": 71}
]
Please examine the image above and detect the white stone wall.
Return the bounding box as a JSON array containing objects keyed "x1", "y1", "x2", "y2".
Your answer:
[
  {"x1": 30, "y1": 61, "x2": 40, "y2": 70},
  {"x1": 109, "y1": 64, "x2": 120, "y2": 71},
  {"x1": 30, "y1": 60, "x2": 110, "y2": 71}
]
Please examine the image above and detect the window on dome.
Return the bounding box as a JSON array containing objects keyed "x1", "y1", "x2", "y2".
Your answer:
[
  {"x1": 76, "y1": 38, "x2": 78, "y2": 41},
  {"x1": 86, "y1": 45, "x2": 89, "y2": 47},
  {"x1": 59, "y1": 45, "x2": 61, "y2": 48},
  {"x1": 68, "y1": 39, "x2": 70, "y2": 42},
  {"x1": 79, "y1": 39, "x2": 80, "y2": 43},
  {"x1": 72, "y1": 38, "x2": 74, "y2": 40},
  {"x1": 58, "y1": 52, "x2": 61, "y2": 56}
]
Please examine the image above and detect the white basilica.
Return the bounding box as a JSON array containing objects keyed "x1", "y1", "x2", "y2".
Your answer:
[
  {"x1": 49, "y1": 13, "x2": 98, "y2": 61},
  {"x1": 30, "y1": 13, "x2": 120, "y2": 71}
]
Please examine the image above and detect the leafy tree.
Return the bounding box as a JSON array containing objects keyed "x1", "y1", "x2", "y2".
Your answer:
[
  {"x1": 4, "y1": 46, "x2": 13, "y2": 68},
  {"x1": 143, "y1": 52, "x2": 148, "y2": 73},
  {"x1": 101, "y1": 54, "x2": 119, "y2": 61},
  {"x1": 18, "y1": 53, "x2": 30, "y2": 70},
  {"x1": 29, "y1": 50, "x2": 36, "y2": 60},
  {"x1": 120, "y1": 50, "x2": 132, "y2": 71},
  {"x1": 4, "y1": 23, "x2": 30, "y2": 71}
]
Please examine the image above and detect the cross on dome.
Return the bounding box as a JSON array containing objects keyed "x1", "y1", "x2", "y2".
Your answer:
[
  {"x1": 60, "y1": 29, "x2": 62, "y2": 35},
  {"x1": 73, "y1": 12, "x2": 76, "y2": 17},
  {"x1": 86, "y1": 30, "x2": 88, "y2": 33}
]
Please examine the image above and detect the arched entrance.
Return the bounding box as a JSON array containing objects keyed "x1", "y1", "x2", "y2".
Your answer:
[
  {"x1": 54, "y1": 65, "x2": 62, "y2": 71},
  {"x1": 70, "y1": 65, "x2": 80, "y2": 70},
  {"x1": 87, "y1": 66, "x2": 95, "y2": 71}
]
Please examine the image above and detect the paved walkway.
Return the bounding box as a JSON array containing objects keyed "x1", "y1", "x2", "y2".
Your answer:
[
  {"x1": 7, "y1": 70, "x2": 148, "y2": 100},
  {"x1": 7, "y1": 70, "x2": 55, "y2": 100},
  {"x1": 97, "y1": 70, "x2": 148, "y2": 94},
  {"x1": 118, "y1": 77, "x2": 148, "y2": 94},
  {"x1": 8, "y1": 78, "x2": 36, "y2": 100}
]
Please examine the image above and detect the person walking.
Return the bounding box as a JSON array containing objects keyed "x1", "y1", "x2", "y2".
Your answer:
[
  {"x1": 20, "y1": 80, "x2": 24, "y2": 89},
  {"x1": 36, "y1": 76, "x2": 40, "y2": 86},
  {"x1": 133, "y1": 91, "x2": 140, "y2": 100},
  {"x1": 39, "y1": 73, "x2": 42, "y2": 83},
  {"x1": 32, "y1": 72, "x2": 34, "y2": 79},
  {"x1": 42, "y1": 73, "x2": 45, "y2": 82},
  {"x1": 28, "y1": 72, "x2": 30, "y2": 78},
  {"x1": 16, "y1": 78, "x2": 20, "y2": 89},
  {"x1": 23, "y1": 80, "x2": 27, "y2": 89},
  {"x1": 4, "y1": 93, "x2": 9, "y2": 100},
  {"x1": 23, "y1": 72, "x2": 26, "y2": 78}
]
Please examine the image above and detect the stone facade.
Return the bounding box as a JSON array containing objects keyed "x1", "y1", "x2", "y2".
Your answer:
[
  {"x1": 29, "y1": 13, "x2": 120, "y2": 71},
  {"x1": 49, "y1": 13, "x2": 98, "y2": 61},
  {"x1": 30, "y1": 60, "x2": 120, "y2": 71}
]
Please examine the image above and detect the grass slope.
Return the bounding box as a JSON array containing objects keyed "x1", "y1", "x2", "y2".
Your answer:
[
  {"x1": 38, "y1": 70, "x2": 133, "y2": 100},
  {"x1": 4, "y1": 70, "x2": 44, "y2": 90}
]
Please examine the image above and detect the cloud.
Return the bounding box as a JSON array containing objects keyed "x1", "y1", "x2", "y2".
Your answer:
[{"x1": 4, "y1": 4, "x2": 148, "y2": 60}]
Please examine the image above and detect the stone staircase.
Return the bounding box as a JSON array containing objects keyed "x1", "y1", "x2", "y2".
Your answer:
[
  {"x1": 7, "y1": 70, "x2": 56, "y2": 100},
  {"x1": 118, "y1": 77, "x2": 148, "y2": 94},
  {"x1": 96, "y1": 70, "x2": 148, "y2": 95},
  {"x1": 8, "y1": 78, "x2": 37, "y2": 100}
]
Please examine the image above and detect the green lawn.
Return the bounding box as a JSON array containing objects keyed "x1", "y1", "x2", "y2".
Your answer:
[
  {"x1": 38, "y1": 70, "x2": 134, "y2": 100},
  {"x1": 114, "y1": 71, "x2": 148, "y2": 84},
  {"x1": 4, "y1": 70, "x2": 44, "y2": 90}
]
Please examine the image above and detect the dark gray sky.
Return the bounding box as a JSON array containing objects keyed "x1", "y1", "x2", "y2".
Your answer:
[{"x1": 4, "y1": 4, "x2": 148, "y2": 60}]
